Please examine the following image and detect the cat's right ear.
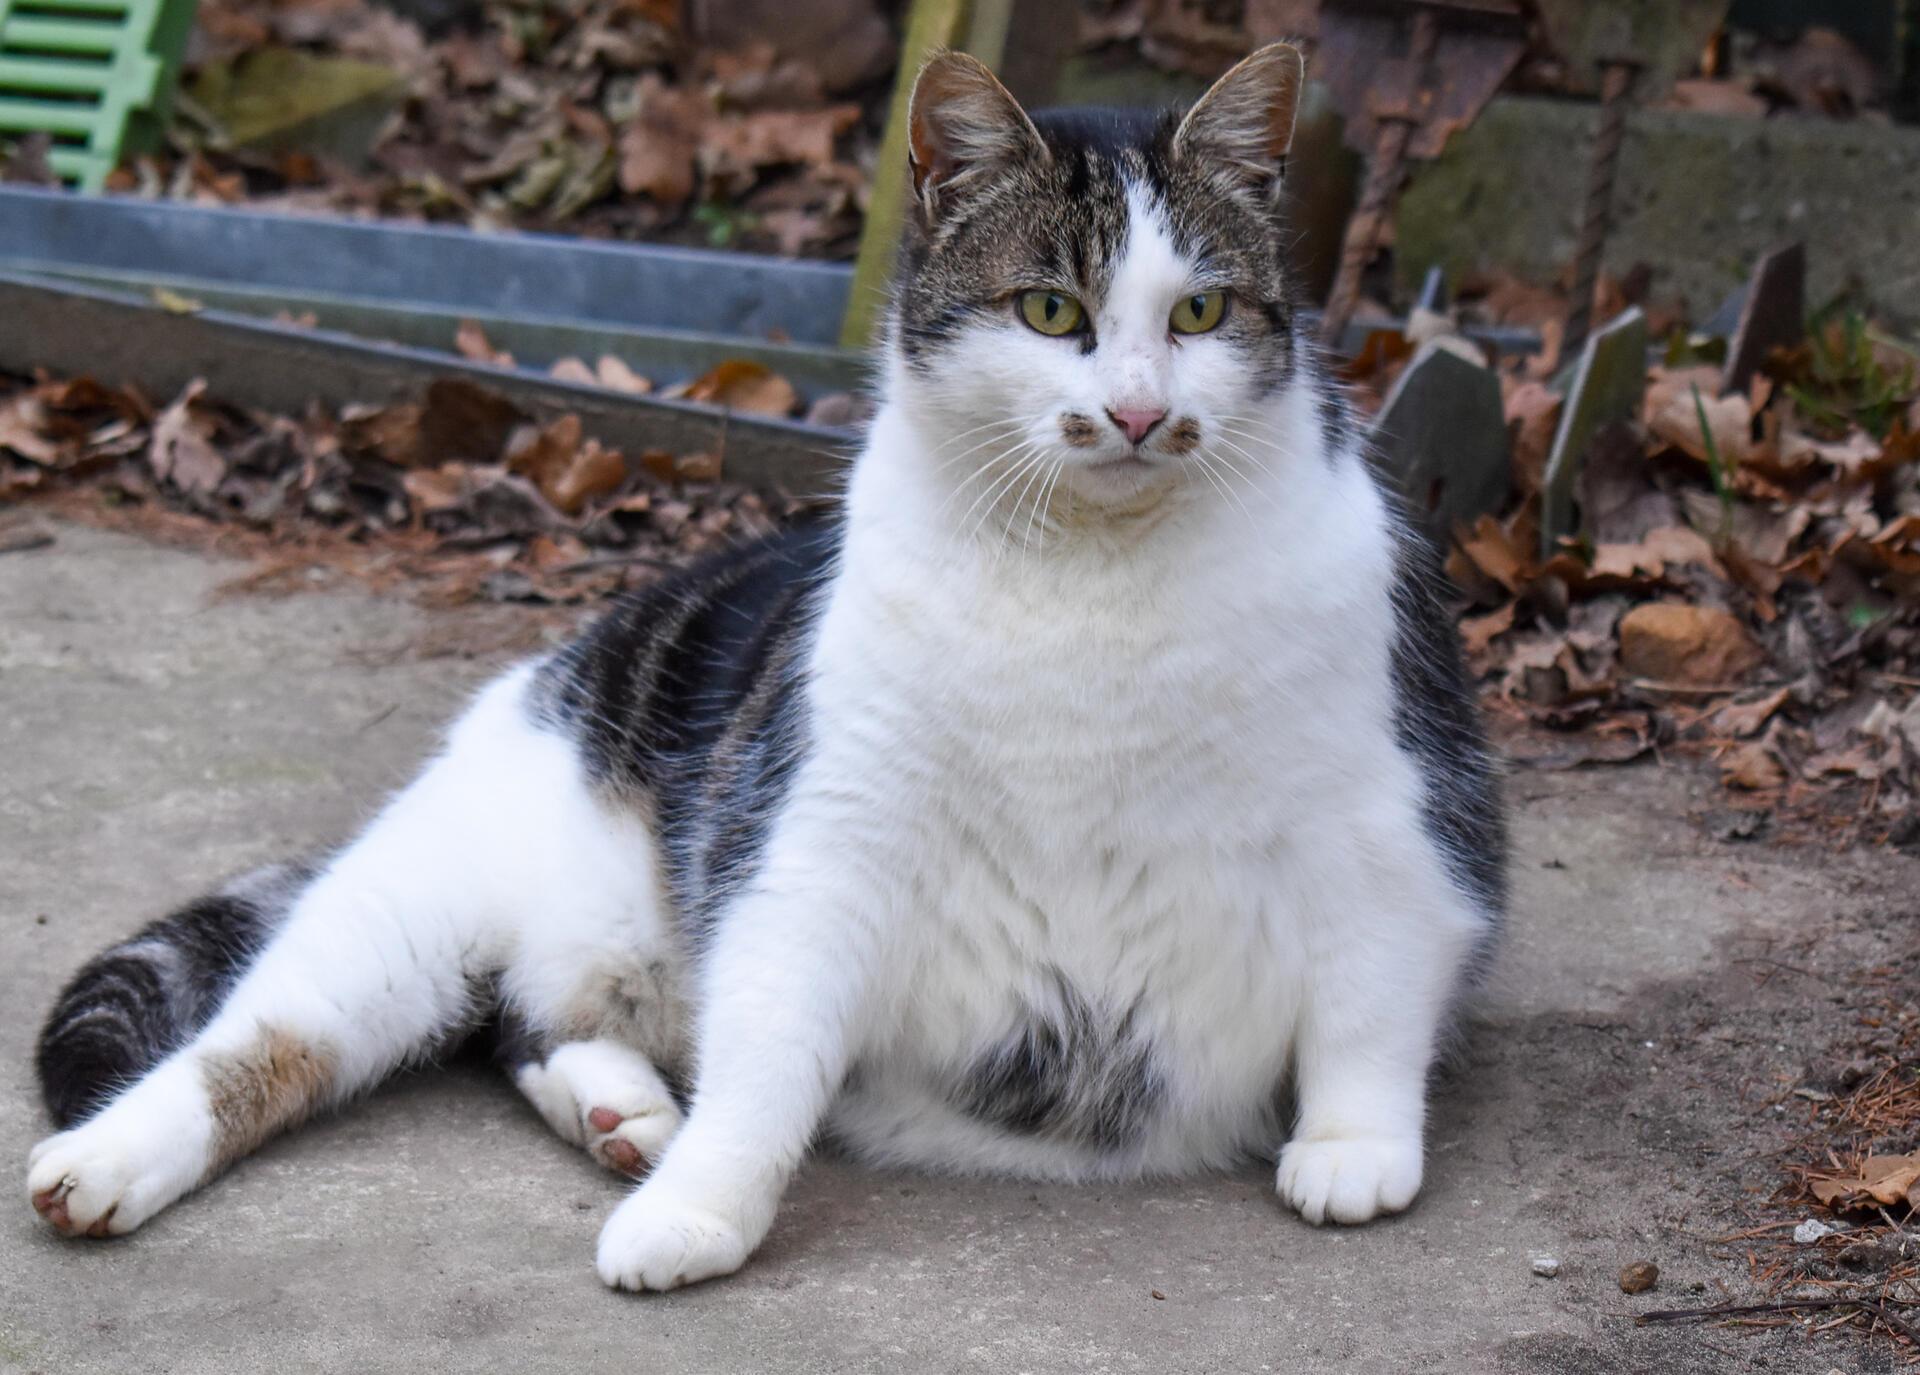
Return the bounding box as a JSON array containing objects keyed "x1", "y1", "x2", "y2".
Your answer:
[{"x1": 907, "y1": 51, "x2": 1048, "y2": 224}]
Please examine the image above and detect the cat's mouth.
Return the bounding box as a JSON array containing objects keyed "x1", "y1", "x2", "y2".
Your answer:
[{"x1": 1085, "y1": 455, "x2": 1156, "y2": 475}]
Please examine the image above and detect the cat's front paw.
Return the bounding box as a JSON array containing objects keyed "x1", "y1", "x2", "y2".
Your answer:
[
  {"x1": 595, "y1": 1184, "x2": 753, "y2": 1291},
  {"x1": 1276, "y1": 1134, "x2": 1423, "y2": 1226}
]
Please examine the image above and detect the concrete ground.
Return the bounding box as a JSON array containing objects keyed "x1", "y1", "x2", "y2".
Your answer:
[{"x1": 2, "y1": 521, "x2": 1915, "y2": 1374}]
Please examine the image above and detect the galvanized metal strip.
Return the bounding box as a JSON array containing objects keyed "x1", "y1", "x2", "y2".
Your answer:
[
  {"x1": 8, "y1": 262, "x2": 871, "y2": 402},
  {"x1": 0, "y1": 185, "x2": 857, "y2": 345},
  {"x1": 0, "y1": 273, "x2": 853, "y2": 500}
]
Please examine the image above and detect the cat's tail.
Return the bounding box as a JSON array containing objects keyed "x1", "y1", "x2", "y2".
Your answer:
[{"x1": 35, "y1": 862, "x2": 317, "y2": 1129}]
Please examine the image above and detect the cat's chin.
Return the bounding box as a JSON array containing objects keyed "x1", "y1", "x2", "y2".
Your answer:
[
  {"x1": 1084, "y1": 456, "x2": 1156, "y2": 476},
  {"x1": 1074, "y1": 454, "x2": 1171, "y2": 492},
  {"x1": 1057, "y1": 454, "x2": 1181, "y2": 514}
]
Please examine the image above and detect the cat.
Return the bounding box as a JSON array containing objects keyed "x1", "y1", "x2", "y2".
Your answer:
[{"x1": 26, "y1": 43, "x2": 1505, "y2": 1291}]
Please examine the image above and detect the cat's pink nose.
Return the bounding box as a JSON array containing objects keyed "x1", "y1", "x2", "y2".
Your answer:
[{"x1": 1106, "y1": 406, "x2": 1167, "y2": 445}]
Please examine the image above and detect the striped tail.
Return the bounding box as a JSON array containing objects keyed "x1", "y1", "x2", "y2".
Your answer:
[{"x1": 36, "y1": 863, "x2": 315, "y2": 1129}]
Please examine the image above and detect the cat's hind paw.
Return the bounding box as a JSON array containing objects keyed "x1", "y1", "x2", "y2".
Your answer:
[
  {"x1": 1276, "y1": 1134, "x2": 1423, "y2": 1226},
  {"x1": 513, "y1": 1039, "x2": 683, "y2": 1177},
  {"x1": 585, "y1": 1104, "x2": 680, "y2": 1177},
  {"x1": 27, "y1": 1117, "x2": 197, "y2": 1239},
  {"x1": 595, "y1": 1185, "x2": 752, "y2": 1292}
]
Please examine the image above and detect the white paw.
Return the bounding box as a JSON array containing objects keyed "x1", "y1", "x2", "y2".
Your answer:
[
  {"x1": 595, "y1": 1185, "x2": 752, "y2": 1292},
  {"x1": 1276, "y1": 1134, "x2": 1424, "y2": 1226},
  {"x1": 514, "y1": 1040, "x2": 683, "y2": 1177},
  {"x1": 27, "y1": 1108, "x2": 203, "y2": 1238}
]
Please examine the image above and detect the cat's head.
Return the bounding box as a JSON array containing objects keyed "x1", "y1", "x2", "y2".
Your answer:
[{"x1": 887, "y1": 44, "x2": 1308, "y2": 519}]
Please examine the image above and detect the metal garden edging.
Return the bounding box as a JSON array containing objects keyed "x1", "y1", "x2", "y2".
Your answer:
[
  {"x1": 0, "y1": 185, "x2": 856, "y2": 344},
  {"x1": 0, "y1": 273, "x2": 853, "y2": 499},
  {"x1": 10, "y1": 263, "x2": 870, "y2": 403}
]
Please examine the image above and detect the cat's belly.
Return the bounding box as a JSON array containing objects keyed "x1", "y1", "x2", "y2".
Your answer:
[{"x1": 826, "y1": 844, "x2": 1302, "y2": 1180}]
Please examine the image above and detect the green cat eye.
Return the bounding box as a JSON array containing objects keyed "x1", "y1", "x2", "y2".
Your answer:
[
  {"x1": 1170, "y1": 291, "x2": 1228, "y2": 334},
  {"x1": 1019, "y1": 290, "x2": 1086, "y2": 337}
]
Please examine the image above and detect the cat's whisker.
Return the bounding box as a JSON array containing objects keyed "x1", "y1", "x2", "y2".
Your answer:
[
  {"x1": 1209, "y1": 436, "x2": 1284, "y2": 494},
  {"x1": 931, "y1": 413, "x2": 1037, "y2": 457},
  {"x1": 1185, "y1": 448, "x2": 1237, "y2": 515},
  {"x1": 1035, "y1": 459, "x2": 1069, "y2": 556},
  {"x1": 1019, "y1": 457, "x2": 1066, "y2": 562},
  {"x1": 930, "y1": 418, "x2": 1042, "y2": 475},
  {"x1": 938, "y1": 433, "x2": 1043, "y2": 520},
  {"x1": 1213, "y1": 426, "x2": 1293, "y2": 477},
  {"x1": 1201, "y1": 455, "x2": 1259, "y2": 530},
  {"x1": 1215, "y1": 423, "x2": 1382, "y2": 532},
  {"x1": 957, "y1": 442, "x2": 1045, "y2": 546},
  {"x1": 998, "y1": 448, "x2": 1057, "y2": 562}
]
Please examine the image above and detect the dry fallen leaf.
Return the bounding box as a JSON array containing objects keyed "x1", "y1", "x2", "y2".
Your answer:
[
  {"x1": 595, "y1": 356, "x2": 652, "y2": 395},
  {"x1": 1809, "y1": 1153, "x2": 1920, "y2": 1211},
  {"x1": 1449, "y1": 514, "x2": 1534, "y2": 598},
  {"x1": 1647, "y1": 371, "x2": 1753, "y2": 467},
  {"x1": 1589, "y1": 525, "x2": 1728, "y2": 585},
  {"x1": 455, "y1": 319, "x2": 515, "y2": 367},
  {"x1": 504, "y1": 414, "x2": 627, "y2": 515},
  {"x1": 0, "y1": 394, "x2": 66, "y2": 466},
  {"x1": 680, "y1": 359, "x2": 798, "y2": 417},
  {"x1": 550, "y1": 357, "x2": 599, "y2": 386},
  {"x1": 401, "y1": 462, "x2": 473, "y2": 515},
  {"x1": 1721, "y1": 737, "x2": 1788, "y2": 790},
  {"x1": 617, "y1": 75, "x2": 704, "y2": 205},
  {"x1": 1460, "y1": 602, "x2": 1517, "y2": 658},
  {"x1": 1713, "y1": 687, "x2": 1791, "y2": 738},
  {"x1": 147, "y1": 381, "x2": 227, "y2": 497},
  {"x1": 699, "y1": 104, "x2": 861, "y2": 186},
  {"x1": 1503, "y1": 379, "x2": 1562, "y2": 497}
]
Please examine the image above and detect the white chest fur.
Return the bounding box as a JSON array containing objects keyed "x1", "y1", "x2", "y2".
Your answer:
[{"x1": 802, "y1": 403, "x2": 1439, "y2": 1178}]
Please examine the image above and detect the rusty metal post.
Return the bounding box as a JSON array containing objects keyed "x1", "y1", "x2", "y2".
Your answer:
[
  {"x1": 1560, "y1": 59, "x2": 1638, "y2": 363},
  {"x1": 1319, "y1": 119, "x2": 1412, "y2": 348},
  {"x1": 1319, "y1": 9, "x2": 1438, "y2": 348}
]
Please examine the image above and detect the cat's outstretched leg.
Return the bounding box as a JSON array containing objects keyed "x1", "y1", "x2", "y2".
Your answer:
[
  {"x1": 28, "y1": 665, "x2": 663, "y2": 1237},
  {"x1": 593, "y1": 799, "x2": 890, "y2": 1291}
]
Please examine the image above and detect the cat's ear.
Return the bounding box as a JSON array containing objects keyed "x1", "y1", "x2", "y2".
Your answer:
[
  {"x1": 907, "y1": 51, "x2": 1048, "y2": 223},
  {"x1": 1173, "y1": 42, "x2": 1305, "y2": 199}
]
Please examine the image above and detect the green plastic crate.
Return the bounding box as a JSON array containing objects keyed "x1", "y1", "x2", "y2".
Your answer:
[{"x1": 0, "y1": 0, "x2": 196, "y2": 191}]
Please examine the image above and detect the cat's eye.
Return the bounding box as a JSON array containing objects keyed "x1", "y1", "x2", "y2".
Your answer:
[
  {"x1": 1018, "y1": 290, "x2": 1086, "y2": 337},
  {"x1": 1170, "y1": 291, "x2": 1227, "y2": 335}
]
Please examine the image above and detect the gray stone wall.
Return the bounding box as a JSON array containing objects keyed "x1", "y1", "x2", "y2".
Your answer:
[{"x1": 1396, "y1": 97, "x2": 1920, "y2": 327}]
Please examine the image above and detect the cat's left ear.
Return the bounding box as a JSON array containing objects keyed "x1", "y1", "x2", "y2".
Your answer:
[
  {"x1": 908, "y1": 51, "x2": 1049, "y2": 224},
  {"x1": 1173, "y1": 43, "x2": 1305, "y2": 200}
]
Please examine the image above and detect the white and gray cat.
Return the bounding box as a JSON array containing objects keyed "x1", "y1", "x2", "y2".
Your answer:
[{"x1": 28, "y1": 44, "x2": 1505, "y2": 1291}]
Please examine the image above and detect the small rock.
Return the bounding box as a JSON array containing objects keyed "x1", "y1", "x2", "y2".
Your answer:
[
  {"x1": 1794, "y1": 1218, "x2": 1836, "y2": 1244},
  {"x1": 1530, "y1": 1254, "x2": 1561, "y2": 1278},
  {"x1": 1618, "y1": 1259, "x2": 1659, "y2": 1294},
  {"x1": 1619, "y1": 602, "x2": 1764, "y2": 687},
  {"x1": 1706, "y1": 808, "x2": 1768, "y2": 843}
]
